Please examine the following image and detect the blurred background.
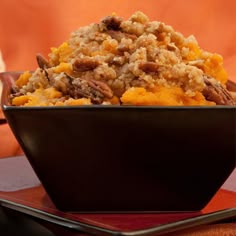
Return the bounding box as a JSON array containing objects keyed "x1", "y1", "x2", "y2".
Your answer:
[{"x1": 0, "y1": 0, "x2": 236, "y2": 157}]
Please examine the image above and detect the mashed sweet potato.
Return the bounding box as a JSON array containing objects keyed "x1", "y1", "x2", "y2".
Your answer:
[{"x1": 10, "y1": 11, "x2": 235, "y2": 106}]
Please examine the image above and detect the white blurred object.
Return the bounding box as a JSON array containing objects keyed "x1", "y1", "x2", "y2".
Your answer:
[
  {"x1": 0, "y1": 156, "x2": 41, "y2": 192},
  {"x1": 0, "y1": 51, "x2": 5, "y2": 72},
  {"x1": 0, "y1": 51, "x2": 5, "y2": 98}
]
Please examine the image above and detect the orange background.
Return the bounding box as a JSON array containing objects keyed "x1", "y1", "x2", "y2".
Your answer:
[{"x1": 0, "y1": 0, "x2": 236, "y2": 157}]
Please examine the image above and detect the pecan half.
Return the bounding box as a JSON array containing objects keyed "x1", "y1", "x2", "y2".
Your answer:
[
  {"x1": 73, "y1": 58, "x2": 100, "y2": 72},
  {"x1": 36, "y1": 53, "x2": 51, "y2": 69},
  {"x1": 226, "y1": 80, "x2": 236, "y2": 92},
  {"x1": 226, "y1": 80, "x2": 236, "y2": 102},
  {"x1": 102, "y1": 16, "x2": 123, "y2": 31},
  {"x1": 138, "y1": 61, "x2": 159, "y2": 73},
  {"x1": 202, "y1": 76, "x2": 236, "y2": 105},
  {"x1": 66, "y1": 74, "x2": 113, "y2": 104},
  {"x1": 85, "y1": 78, "x2": 113, "y2": 98}
]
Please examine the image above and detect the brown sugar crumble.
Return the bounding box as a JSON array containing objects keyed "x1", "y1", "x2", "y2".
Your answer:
[{"x1": 11, "y1": 11, "x2": 235, "y2": 106}]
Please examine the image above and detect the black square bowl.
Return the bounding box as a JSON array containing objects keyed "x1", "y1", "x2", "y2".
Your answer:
[{"x1": 1, "y1": 71, "x2": 236, "y2": 212}]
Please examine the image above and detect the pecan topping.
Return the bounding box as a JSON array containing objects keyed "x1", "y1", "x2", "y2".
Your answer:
[
  {"x1": 138, "y1": 62, "x2": 159, "y2": 73},
  {"x1": 226, "y1": 80, "x2": 236, "y2": 92},
  {"x1": 36, "y1": 53, "x2": 51, "y2": 69},
  {"x1": 102, "y1": 16, "x2": 123, "y2": 31},
  {"x1": 86, "y1": 78, "x2": 113, "y2": 98},
  {"x1": 66, "y1": 74, "x2": 113, "y2": 104},
  {"x1": 226, "y1": 80, "x2": 236, "y2": 102},
  {"x1": 202, "y1": 76, "x2": 236, "y2": 105},
  {"x1": 10, "y1": 91, "x2": 23, "y2": 99},
  {"x1": 73, "y1": 58, "x2": 100, "y2": 72}
]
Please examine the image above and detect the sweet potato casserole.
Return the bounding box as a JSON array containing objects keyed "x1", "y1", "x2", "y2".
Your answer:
[{"x1": 10, "y1": 11, "x2": 235, "y2": 106}]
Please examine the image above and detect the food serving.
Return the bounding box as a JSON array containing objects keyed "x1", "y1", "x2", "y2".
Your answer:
[
  {"x1": 10, "y1": 11, "x2": 235, "y2": 106},
  {"x1": 2, "y1": 12, "x2": 236, "y2": 213}
]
